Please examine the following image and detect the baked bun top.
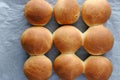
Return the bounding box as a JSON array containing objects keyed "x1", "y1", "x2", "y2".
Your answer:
[
  {"x1": 24, "y1": 55, "x2": 52, "y2": 80},
  {"x1": 53, "y1": 26, "x2": 82, "y2": 53},
  {"x1": 54, "y1": 0, "x2": 80, "y2": 24},
  {"x1": 82, "y1": 0, "x2": 111, "y2": 26},
  {"x1": 83, "y1": 25, "x2": 114, "y2": 55},
  {"x1": 25, "y1": 0, "x2": 53, "y2": 26},
  {"x1": 21, "y1": 27, "x2": 53, "y2": 55},
  {"x1": 84, "y1": 56, "x2": 113, "y2": 80},
  {"x1": 54, "y1": 54, "x2": 84, "y2": 80}
]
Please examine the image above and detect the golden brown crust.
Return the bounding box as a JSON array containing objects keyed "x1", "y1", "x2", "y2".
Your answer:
[
  {"x1": 83, "y1": 25, "x2": 114, "y2": 55},
  {"x1": 82, "y1": 0, "x2": 111, "y2": 26},
  {"x1": 84, "y1": 56, "x2": 113, "y2": 80},
  {"x1": 24, "y1": 55, "x2": 52, "y2": 80},
  {"x1": 25, "y1": 0, "x2": 53, "y2": 26},
  {"x1": 54, "y1": 0, "x2": 80, "y2": 24},
  {"x1": 53, "y1": 26, "x2": 82, "y2": 53},
  {"x1": 21, "y1": 27, "x2": 53, "y2": 55},
  {"x1": 54, "y1": 54, "x2": 84, "y2": 80}
]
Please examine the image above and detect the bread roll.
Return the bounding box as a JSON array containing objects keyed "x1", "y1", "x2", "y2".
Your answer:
[
  {"x1": 25, "y1": 0, "x2": 53, "y2": 26},
  {"x1": 53, "y1": 26, "x2": 82, "y2": 54},
  {"x1": 54, "y1": 54, "x2": 84, "y2": 80},
  {"x1": 24, "y1": 55, "x2": 52, "y2": 80},
  {"x1": 83, "y1": 25, "x2": 114, "y2": 55},
  {"x1": 82, "y1": 0, "x2": 111, "y2": 26},
  {"x1": 84, "y1": 56, "x2": 113, "y2": 80},
  {"x1": 54, "y1": 0, "x2": 80, "y2": 24},
  {"x1": 21, "y1": 27, "x2": 52, "y2": 55}
]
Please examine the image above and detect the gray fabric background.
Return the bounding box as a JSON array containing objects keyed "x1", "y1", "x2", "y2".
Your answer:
[{"x1": 0, "y1": 0, "x2": 119, "y2": 80}]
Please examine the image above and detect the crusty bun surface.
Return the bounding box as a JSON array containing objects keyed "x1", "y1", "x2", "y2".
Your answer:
[
  {"x1": 82, "y1": 0, "x2": 111, "y2": 26},
  {"x1": 54, "y1": 0, "x2": 80, "y2": 24},
  {"x1": 21, "y1": 27, "x2": 53, "y2": 55},
  {"x1": 84, "y1": 56, "x2": 113, "y2": 80},
  {"x1": 54, "y1": 54, "x2": 84, "y2": 80},
  {"x1": 53, "y1": 26, "x2": 82, "y2": 53},
  {"x1": 83, "y1": 25, "x2": 114, "y2": 55},
  {"x1": 25, "y1": 0, "x2": 53, "y2": 25},
  {"x1": 24, "y1": 55, "x2": 52, "y2": 80}
]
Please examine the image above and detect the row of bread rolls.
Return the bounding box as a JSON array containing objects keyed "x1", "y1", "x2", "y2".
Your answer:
[
  {"x1": 81, "y1": 0, "x2": 113, "y2": 80},
  {"x1": 23, "y1": 0, "x2": 54, "y2": 80},
  {"x1": 54, "y1": 25, "x2": 114, "y2": 55},
  {"x1": 25, "y1": 0, "x2": 111, "y2": 26},
  {"x1": 53, "y1": 26, "x2": 84, "y2": 80},
  {"x1": 25, "y1": 0, "x2": 113, "y2": 54},
  {"x1": 20, "y1": 25, "x2": 114, "y2": 80},
  {"x1": 25, "y1": 0, "x2": 80, "y2": 25},
  {"x1": 53, "y1": 25, "x2": 113, "y2": 80},
  {"x1": 22, "y1": 0, "x2": 114, "y2": 80},
  {"x1": 54, "y1": 55, "x2": 113, "y2": 80},
  {"x1": 21, "y1": 26, "x2": 113, "y2": 80},
  {"x1": 21, "y1": 27, "x2": 53, "y2": 80}
]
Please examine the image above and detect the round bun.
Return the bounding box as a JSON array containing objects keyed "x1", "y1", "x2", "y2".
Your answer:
[
  {"x1": 54, "y1": 0, "x2": 80, "y2": 24},
  {"x1": 53, "y1": 26, "x2": 82, "y2": 53},
  {"x1": 82, "y1": 0, "x2": 111, "y2": 26},
  {"x1": 24, "y1": 55, "x2": 52, "y2": 80},
  {"x1": 83, "y1": 25, "x2": 114, "y2": 55},
  {"x1": 84, "y1": 56, "x2": 113, "y2": 80},
  {"x1": 21, "y1": 27, "x2": 52, "y2": 55},
  {"x1": 25, "y1": 0, "x2": 53, "y2": 26},
  {"x1": 54, "y1": 54, "x2": 84, "y2": 80}
]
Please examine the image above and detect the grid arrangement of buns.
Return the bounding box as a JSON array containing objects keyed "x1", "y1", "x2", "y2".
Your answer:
[{"x1": 21, "y1": 0, "x2": 114, "y2": 80}]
